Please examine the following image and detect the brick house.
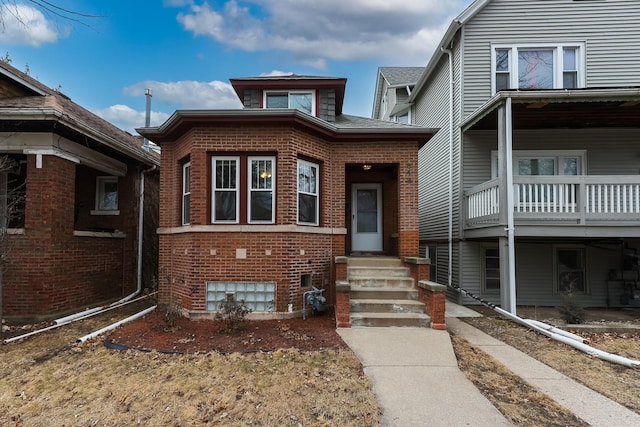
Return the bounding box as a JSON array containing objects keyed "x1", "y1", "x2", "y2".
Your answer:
[
  {"x1": 138, "y1": 75, "x2": 437, "y2": 321},
  {"x1": 0, "y1": 61, "x2": 159, "y2": 320}
]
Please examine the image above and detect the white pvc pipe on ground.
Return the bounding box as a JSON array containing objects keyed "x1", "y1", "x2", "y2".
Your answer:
[
  {"x1": 523, "y1": 319, "x2": 587, "y2": 343},
  {"x1": 54, "y1": 307, "x2": 103, "y2": 325},
  {"x1": 493, "y1": 306, "x2": 640, "y2": 368},
  {"x1": 77, "y1": 305, "x2": 156, "y2": 343}
]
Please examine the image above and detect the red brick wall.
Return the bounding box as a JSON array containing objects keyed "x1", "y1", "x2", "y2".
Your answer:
[
  {"x1": 3, "y1": 154, "x2": 141, "y2": 319},
  {"x1": 158, "y1": 124, "x2": 421, "y2": 315}
]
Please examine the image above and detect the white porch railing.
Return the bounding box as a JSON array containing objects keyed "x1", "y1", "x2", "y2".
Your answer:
[{"x1": 465, "y1": 175, "x2": 640, "y2": 227}]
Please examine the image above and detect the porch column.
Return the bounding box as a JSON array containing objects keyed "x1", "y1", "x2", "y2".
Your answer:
[{"x1": 497, "y1": 98, "x2": 517, "y2": 314}]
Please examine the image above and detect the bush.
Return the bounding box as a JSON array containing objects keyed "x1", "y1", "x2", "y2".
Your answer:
[
  {"x1": 557, "y1": 295, "x2": 586, "y2": 324},
  {"x1": 215, "y1": 293, "x2": 252, "y2": 333}
]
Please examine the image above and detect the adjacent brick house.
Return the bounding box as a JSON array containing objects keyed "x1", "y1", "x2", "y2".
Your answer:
[
  {"x1": 0, "y1": 61, "x2": 159, "y2": 320},
  {"x1": 138, "y1": 75, "x2": 435, "y2": 318}
]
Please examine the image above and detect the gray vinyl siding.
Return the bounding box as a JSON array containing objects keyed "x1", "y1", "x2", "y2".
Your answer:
[
  {"x1": 462, "y1": 0, "x2": 640, "y2": 118},
  {"x1": 463, "y1": 128, "x2": 640, "y2": 190},
  {"x1": 416, "y1": 34, "x2": 463, "y2": 243},
  {"x1": 460, "y1": 239, "x2": 638, "y2": 307}
]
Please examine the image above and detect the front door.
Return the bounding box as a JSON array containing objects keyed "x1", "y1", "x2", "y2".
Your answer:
[{"x1": 351, "y1": 183, "x2": 383, "y2": 252}]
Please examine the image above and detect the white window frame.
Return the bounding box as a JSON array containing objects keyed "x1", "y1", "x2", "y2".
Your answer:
[
  {"x1": 92, "y1": 176, "x2": 119, "y2": 215},
  {"x1": 481, "y1": 245, "x2": 501, "y2": 293},
  {"x1": 212, "y1": 156, "x2": 240, "y2": 224},
  {"x1": 297, "y1": 159, "x2": 319, "y2": 226},
  {"x1": 491, "y1": 42, "x2": 586, "y2": 93},
  {"x1": 264, "y1": 90, "x2": 316, "y2": 115},
  {"x1": 182, "y1": 162, "x2": 191, "y2": 226},
  {"x1": 247, "y1": 156, "x2": 276, "y2": 224},
  {"x1": 491, "y1": 150, "x2": 586, "y2": 179},
  {"x1": 553, "y1": 245, "x2": 589, "y2": 294},
  {"x1": 394, "y1": 110, "x2": 410, "y2": 124}
]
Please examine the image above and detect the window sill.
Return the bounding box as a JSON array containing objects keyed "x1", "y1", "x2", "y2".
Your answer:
[
  {"x1": 74, "y1": 230, "x2": 126, "y2": 238},
  {"x1": 158, "y1": 224, "x2": 347, "y2": 235},
  {"x1": 5, "y1": 228, "x2": 25, "y2": 235},
  {"x1": 90, "y1": 210, "x2": 120, "y2": 216}
]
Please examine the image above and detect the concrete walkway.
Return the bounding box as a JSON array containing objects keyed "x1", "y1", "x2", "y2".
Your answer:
[
  {"x1": 337, "y1": 326, "x2": 510, "y2": 426},
  {"x1": 448, "y1": 316, "x2": 640, "y2": 426},
  {"x1": 338, "y1": 302, "x2": 640, "y2": 426}
]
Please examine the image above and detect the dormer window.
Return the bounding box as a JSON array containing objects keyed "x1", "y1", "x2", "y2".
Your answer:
[{"x1": 265, "y1": 91, "x2": 315, "y2": 115}]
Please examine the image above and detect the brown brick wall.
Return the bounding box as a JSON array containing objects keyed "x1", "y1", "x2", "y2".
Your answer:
[
  {"x1": 158, "y1": 124, "x2": 421, "y2": 314},
  {"x1": 3, "y1": 154, "x2": 141, "y2": 319}
]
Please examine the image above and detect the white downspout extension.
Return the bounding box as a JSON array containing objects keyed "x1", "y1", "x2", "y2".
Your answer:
[{"x1": 441, "y1": 46, "x2": 454, "y2": 287}]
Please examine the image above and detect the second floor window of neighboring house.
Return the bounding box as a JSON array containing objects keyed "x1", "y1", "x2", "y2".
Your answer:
[
  {"x1": 493, "y1": 43, "x2": 584, "y2": 93},
  {"x1": 93, "y1": 176, "x2": 119, "y2": 215},
  {"x1": 297, "y1": 159, "x2": 319, "y2": 226},
  {"x1": 182, "y1": 162, "x2": 191, "y2": 225},
  {"x1": 212, "y1": 155, "x2": 276, "y2": 224},
  {"x1": 394, "y1": 111, "x2": 410, "y2": 124},
  {"x1": 265, "y1": 91, "x2": 315, "y2": 115}
]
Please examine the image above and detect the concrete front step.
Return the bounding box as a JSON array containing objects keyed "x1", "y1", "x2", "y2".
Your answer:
[
  {"x1": 348, "y1": 277, "x2": 414, "y2": 288},
  {"x1": 350, "y1": 285, "x2": 419, "y2": 301},
  {"x1": 347, "y1": 257, "x2": 403, "y2": 268},
  {"x1": 351, "y1": 298, "x2": 426, "y2": 314},
  {"x1": 350, "y1": 312, "x2": 432, "y2": 328},
  {"x1": 348, "y1": 266, "x2": 410, "y2": 278}
]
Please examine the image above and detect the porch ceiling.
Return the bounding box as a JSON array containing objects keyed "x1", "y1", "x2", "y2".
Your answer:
[
  {"x1": 465, "y1": 88, "x2": 640, "y2": 131},
  {"x1": 470, "y1": 100, "x2": 640, "y2": 130}
]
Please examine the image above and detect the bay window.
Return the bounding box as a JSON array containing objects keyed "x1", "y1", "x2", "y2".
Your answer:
[
  {"x1": 211, "y1": 155, "x2": 276, "y2": 224},
  {"x1": 182, "y1": 162, "x2": 190, "y2": 225},
  {"x1": 212, "y1": 157, "x2": 240, "y2": 223},
  {"x1": 297, "y1": 159, "x2": 319, "y2": 225},
  {"x1": 492, "y1": 43, "x2": 584, "y2": 93}
]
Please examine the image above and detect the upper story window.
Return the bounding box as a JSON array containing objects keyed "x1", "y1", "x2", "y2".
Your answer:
[
  {"x1": 394, "y1": 111, "x2": 410, "y2": 124},
  {"x1": 297, "y1": 159, "x2": 319, "y2": 225},
  {"x1": 212, "y1": 155, "x2": 276, "y2": 224},
  {"x1": 492, "y1": 43, "x2": 585, "y2": 93},
  {"x1": 92, "y1": 176, "x2": 119, "y2": 215},
  {"x1": 265, "y1": 91, "x2": 315, "y2": 115},
  {"x1": 182, "y1": 162, "x2": 191, "y2": 225}
]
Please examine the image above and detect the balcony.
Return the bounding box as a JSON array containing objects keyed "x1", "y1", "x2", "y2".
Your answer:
[{"x1": 465, "y1": 176, "x2": 640, "y2": 233}]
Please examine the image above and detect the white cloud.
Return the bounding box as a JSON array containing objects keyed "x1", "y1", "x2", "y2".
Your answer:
[
  {"x1": 174, "y1": 0, "x2": 471, "y2": 67},
  {"x1": 0, "y1": 4, "x2": 66, "y2": 46},
  {"x1": 93, "y1": 104, "x2": 171, "y2": 134},
  {"x1": 259, "y1": 70, "x2": 293, "y2": 77},
  {"x1": 123, "y1": 79, "x2": 243, "y2": 110}
]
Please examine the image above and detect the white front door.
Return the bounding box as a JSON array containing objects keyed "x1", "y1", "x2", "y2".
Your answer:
[{"x1": 351, "y1": 183, "x2": 383, "y2": 252}]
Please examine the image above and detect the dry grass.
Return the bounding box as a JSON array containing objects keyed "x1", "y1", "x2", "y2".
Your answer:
[
  {"x1": 462, "y1": 316, "x2": 640, "y2": 415},
  {"x1": 450, "y1": 335, "x2": 588, "y2": 426},
  {"x1": 0, "y1": 308, "x2": 381, "y2": 426}
]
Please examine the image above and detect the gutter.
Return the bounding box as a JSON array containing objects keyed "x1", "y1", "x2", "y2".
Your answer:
[{"x1": 441, "y1": 46, "x2": 454, "y2": 288}]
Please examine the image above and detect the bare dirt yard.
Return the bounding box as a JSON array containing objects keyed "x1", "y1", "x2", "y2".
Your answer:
[{"x1": 0, "y1": 301, "x2": 381, "y2": 426}]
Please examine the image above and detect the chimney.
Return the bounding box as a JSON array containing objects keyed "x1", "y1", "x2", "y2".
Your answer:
[{"x1": 143, "y1": 88, "x2": 152, "y2": 151}]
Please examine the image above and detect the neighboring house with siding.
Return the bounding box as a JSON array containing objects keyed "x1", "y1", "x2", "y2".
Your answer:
[
  {"x1": 373, "y1": 0, "x2": 640, "y2": 312},
  {"x1": 0, "y1": 60, "x2": 159, "y2": 320},
  {"x1": 372, "y1": 67, "x2": 425, "y2": 123},
  {"x1": 138, "y1": 75, "x2": 435, "y2": 319}
]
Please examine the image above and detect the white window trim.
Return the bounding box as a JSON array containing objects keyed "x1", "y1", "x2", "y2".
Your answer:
[
  {"x1": 264, "y1": 90, "x2": 316, "y2": 115},
  {"x1": 491, "y1": 42, "x2": 586, "y2": 93},
  {"x1": 182, "y1": 162, "x2": 191, "y2": 226},
  {"x1": 491, "y1": 150, "x2": 586, "y2": 179},
  {"x1": 212, "y1": 156, "x2": 240, "y2": 224},
  {"x1": 247, "y1": 156, "x2": 276, "y2": 224},
  {"x1": 297, "y1": 159, "x2": 319, "y2": 226},
  {"x1": 553, "y1": 245, "x2": 589, "y2": 295},
  {"x1": 393, "y1": 109, "x2": 411, "y2": 124},
  {"x1": 91, "y1": 176, "x2": 119, "y2": 215}
]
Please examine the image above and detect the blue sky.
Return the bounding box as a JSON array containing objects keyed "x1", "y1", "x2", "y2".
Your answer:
[{"x1": 1, "y1": 0, "x2": 473, "y2": 134}]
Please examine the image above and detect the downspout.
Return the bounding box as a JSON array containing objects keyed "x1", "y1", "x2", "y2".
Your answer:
[
  {"x1": 441, "y1": 46, "x2": 454, "y2": 287},
  {"x1": 122, "y1": 163, "x2": 157, "y2": 303}
]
